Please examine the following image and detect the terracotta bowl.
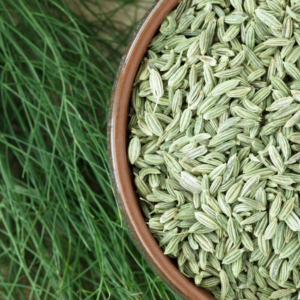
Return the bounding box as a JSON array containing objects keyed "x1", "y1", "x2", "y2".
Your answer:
[{"x1": 108, "y1": 1, "x2": 216, "y2": 299}]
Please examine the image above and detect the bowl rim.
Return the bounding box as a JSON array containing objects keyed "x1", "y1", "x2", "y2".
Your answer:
[{"x1": 108, "y1": 1, "x2": 217, "y2": 299}]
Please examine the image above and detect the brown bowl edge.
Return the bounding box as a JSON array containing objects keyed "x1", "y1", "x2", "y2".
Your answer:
[{"x1": 108, "y1": 1, "x2": 217, "y2": 299}]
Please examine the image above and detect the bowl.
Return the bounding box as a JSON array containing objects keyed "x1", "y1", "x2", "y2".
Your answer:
[{"x1": 108, "y1": 1, "x2": 216, "y2": 299}]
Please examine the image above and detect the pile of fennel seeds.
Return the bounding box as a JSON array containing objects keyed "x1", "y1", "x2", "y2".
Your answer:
[{"x1": 128, "y1": 0, "x2": 300, "y2": 299}]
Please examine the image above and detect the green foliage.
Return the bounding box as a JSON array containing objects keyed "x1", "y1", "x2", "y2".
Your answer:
[{"x1": 0, "y1": 0, "x2": 181, "y2": 299}]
